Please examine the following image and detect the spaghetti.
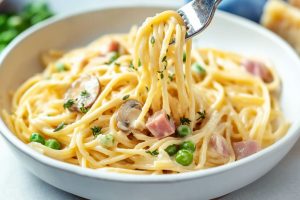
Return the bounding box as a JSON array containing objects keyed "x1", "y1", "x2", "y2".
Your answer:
[{"x1": 3, "y1": 11, "x2": 290, "y2": 174}]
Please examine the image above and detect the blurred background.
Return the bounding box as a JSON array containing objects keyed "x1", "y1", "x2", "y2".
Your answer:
[{"x1": 1, "y1": 0, "x2": 300, "y2": 54}]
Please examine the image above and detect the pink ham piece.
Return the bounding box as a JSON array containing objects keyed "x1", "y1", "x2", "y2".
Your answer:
[
  {"x1": 209, "y1": 134, "x2": 230, "y2": 158},
  {"x1": 99, "y1": 40, "x2": 119, "y2": 55},
  {"x1": 146, "y1": 110, "x2": 175, "y2": 139},
  {"x1": 242, "y1": 59, "x2": 273, "y2": 83},
  {"x1": 233, "y1": 140, "x2": 260, "y2": 160}
]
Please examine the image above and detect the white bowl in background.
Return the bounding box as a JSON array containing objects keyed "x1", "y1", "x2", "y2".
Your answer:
[{"x1": 1, "y1": 5, "x2": 300, "y2": 200}]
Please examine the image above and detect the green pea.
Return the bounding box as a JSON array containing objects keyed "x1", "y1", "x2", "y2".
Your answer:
[
  {"x1": 100, "y1": 134, "x2": 114, "y2": 148},
  {"x1": 165, "y1": 144, "x2": 178, "y2": 156},
  {"x1": 180, "y1": 141, "x2": 195, "y2": 153},
  {"x1": 177, "y1": 125, "x2": 192, "y2": 137},
  {"x1": 45, "y1": 139, "x2": 61, "y2": 150},
  {"x1": 0, "y1": 30, "x2": 19, "y2": 44},
  {"x1": 175, "y1": 149, "x2": 193, "y2": 166},
  {"x1": 29, "y1": 133, "x2": 45, "y2": 145},
  {"x1": 192, "y1": 63, "x2": 206, "y2": 75}
]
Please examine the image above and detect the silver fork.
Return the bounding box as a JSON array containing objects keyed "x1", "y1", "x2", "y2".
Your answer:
[{"x1": 178, "y1": 0, "x2": 222, "y2": 40}]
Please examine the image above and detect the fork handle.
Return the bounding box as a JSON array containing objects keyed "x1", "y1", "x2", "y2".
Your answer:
[{"x1": 215, "y1": 0, "x2": 223, "y2": 6}]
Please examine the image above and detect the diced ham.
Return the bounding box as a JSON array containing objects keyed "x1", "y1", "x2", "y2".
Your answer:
[
  {"x1": 146, "y1": 110, "x2": 175, "y2": 139},
  {"x1": 233, "y1": 140, "x2": 260, "y2": 160},
  {"x1": 242, "y1": 59, "x2": 273, "y2": 83},
  {"x1": 99, "y1": 40, "x2": 119, "y2": 55},
  {"x1": 209, "y1": 134, "x2": 230, "y2": 158}
]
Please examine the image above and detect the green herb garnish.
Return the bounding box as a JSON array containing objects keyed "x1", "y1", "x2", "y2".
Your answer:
[
  {"x1": 157, "y1": 70, "x2": 164, "y2": 79},
  {"x1": 106, "y1": 52, "x2": 119, "y2": 64},
  {"x1": 122, "y1": 94, "x2": 130, "y2": 100},
  {"x1": 183, "y1": 52, "x2": 186, "y2": 63},
  {"x1": 180, "y1": 117, "x2": 191, "y2": 125},
  {"x1": 53, "y1": 122, "x2": 65, "y2": 132},
  {"x1": 55, "y1": 63, "x2": 66, "y2": 72},
  {"x1": 168, "y1": 73, "x2": 175, "y2": 81},
  {"x1": 150, "y1": 36, "x2": 155, "y2": 45},
  {"x1": 80, "y1": 90, "x2": 90, "y2": 98},
  {"x1": 146, "y1": 149, "x2": 159, "y2": 156},
  {"x1": 63, "y1": 99, "x2": 74, "y2": 109},
  {"x1": 169, "y1": 38, "x2": 175, "y2": 45},
  {"x1": 197, "y1": 110, "x2": 206, "y2": 121},
  {"x1": 129, "y1": 62, "x2": 137, "y2": 71},
  {"x1": 192, "y1": 63, "x2": 206, "y2": 75},
  {"x1": 162, "y1": 55, "x2": 168, "y2": 69},
  {"x1": 79, "y1": 104, "x2": 89, "y2": 114},
  {"x1": 91, "y1": 126, "x2": 102, "y2": 138}
]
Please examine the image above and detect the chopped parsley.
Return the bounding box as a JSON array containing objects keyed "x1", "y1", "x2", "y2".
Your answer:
[
  {"x1": 157, "y1": 70, "x2": 164, "y2": 79},
  {"x1": 146, "y1": 149, "x2": 159, "y2": 156},
  {"x1": 114, "y1": 62, "x2": 121, "y2": 67},
  {"x1": 168, "y1": 73, "x2": 175, "y2": 81},
  {"x1": 63, "y1": 99, "x2": 74, "y2": 109},
  {"x1": 122, "y1": 94, "x2": 130, "y2": 100},
  {"x1": 197, "y1": 110, "x2": 206, "y2": 121},
  {"x1": 129, "y1": 62, "x2": 137, "y2": 71},
  {"x1": 138, "y1": 59, "x2": 142, "y2": 67},
  {"x1": 91, "y1": 126, "x2": 102, "y2": 138},
  {"x1": 55, "y1": 63, "x2": 67, "y2": 72},
  {"x1": 106, "y1": 52, "x2": 119, "y2": 64},
  {"x1": 150, "y1": 36, "x2": 155, "y2": 45},
  {"x1": 145, "y1": 86, "x2": 149, "y2": 91},
  {"x1": 53, "y1": 122, "x2": 65, "y2": 132},
  {"x1": 183, "y1": 52, "x2": 186, "y2": 63},
  {"x1": 192, "y1": 63, "x2": 206, "y2": 75},
  {"x1": 80, "y1": 90, "x2": 90, "y2": 98},
  {"x1": 79, "y1": 103, "x2": 89, "y2": 114},
  {"x1": 162, "y1": 56, "x2": 167, "y2": 69},
  {"x1": 180, "y1": 117, "x2": 191, "y2": 125},
  {"x1": 169, "y1": 38, "x2": 175, "y2": 45}
]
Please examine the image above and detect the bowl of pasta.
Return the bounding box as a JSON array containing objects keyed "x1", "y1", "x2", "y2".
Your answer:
[{"x1": 0, "y1": 3, "x2": 300, "y2": 200}]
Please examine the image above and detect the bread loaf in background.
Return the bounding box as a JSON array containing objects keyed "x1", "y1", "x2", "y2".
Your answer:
[
  {"x1": 261, "y1": 0, "x2": 300, "y2": 54},
  {"x1": 289, "y1": 0, "x2": 300, "y2": 8}
]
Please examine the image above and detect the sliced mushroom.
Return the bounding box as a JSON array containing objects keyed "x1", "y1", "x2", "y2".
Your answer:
[
  {"x1": 116, "y1": 100, "x2": 142, "y2": 132},
  {"x1": 64, "y1": 75, "x2": 100, "y2": 112}
]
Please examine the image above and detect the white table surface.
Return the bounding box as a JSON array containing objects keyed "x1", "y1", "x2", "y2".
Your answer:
[{"x1": 1, "y1": 0, "x2": 300, "y2": 199}]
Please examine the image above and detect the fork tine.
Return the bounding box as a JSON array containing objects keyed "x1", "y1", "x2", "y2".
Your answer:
[{"x1": 177, "y1": 0, "x2": 221, "y2": 40}]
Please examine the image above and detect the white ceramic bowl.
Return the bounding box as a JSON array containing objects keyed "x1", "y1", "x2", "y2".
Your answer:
[{"x1": 1, "y1": 5, "x2": 300, "y2": 200}]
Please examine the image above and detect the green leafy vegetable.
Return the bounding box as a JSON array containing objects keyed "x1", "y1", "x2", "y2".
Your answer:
[{"x1": 150, "y1": 36, "x2": 155, "y2": 45}]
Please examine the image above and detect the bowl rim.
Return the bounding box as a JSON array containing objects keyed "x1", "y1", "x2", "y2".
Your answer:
[{"x1": 1, "y1": 3, "x2": 300, "y2": 183}]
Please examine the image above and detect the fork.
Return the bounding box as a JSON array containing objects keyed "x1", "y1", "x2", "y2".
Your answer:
[{"x1": 178, "y1": 0, "x2": 222, "y2": 40}]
